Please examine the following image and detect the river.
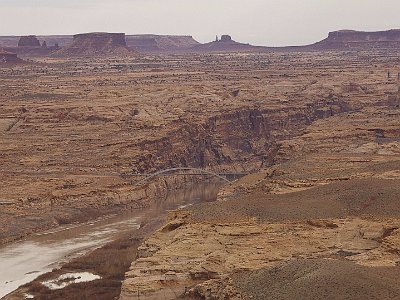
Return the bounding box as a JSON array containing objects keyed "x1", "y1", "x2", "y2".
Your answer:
[{"x1": 0, "y1": 182, "x2": 223, "y2": 298}]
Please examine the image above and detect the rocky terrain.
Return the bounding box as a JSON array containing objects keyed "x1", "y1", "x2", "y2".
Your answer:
[
  {"x1": 232, "y1": 259, "x2": 400, "y2": 300},
  {"x1": 115, "y1": 53, "x2": 399, "y2": 299},
  {"x1": 1, "y1": 49, "x2": 399, "y2": 242},
  {"x1": 119, "y1": 107, "x2": 400, "y2": 299},
  {"x1": 1, "y1": 34, "x2": 400, "y2": 299}
]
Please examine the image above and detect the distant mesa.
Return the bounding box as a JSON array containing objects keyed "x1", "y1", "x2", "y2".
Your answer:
[
  {"x1": 12, "y1": 35, "x2": 57, "y2": 56},
  {"x1": 311, "y1": 29, "x2": 400, "y2": 50},
  {"x1": 18, "y1": 35, "x2": 41, "y2": 47},
  {"x1": 200, "y1": 30, "x2": 400, "y2": 52},
  {"x1": 192, "y1": 34, "x2": 261, "y2": 52},
  {"x1": 55, "y1": 32, "x2": 134, "y2": 57},
  {"x1": 3, "y1": 29, "x2": 400, "y2": 55},
  {"x1": 220, "y1": 35, "x2": 232, "y2": 42},
  {"x1": 126, "y1": 35, "x2": 200, "y2": 53},
  {"x1": 74, "y1": 32, "x2": 127, "y2": 47},
  {"x1": 328, "y1": 29, "x2": 400, "y2": 42}
]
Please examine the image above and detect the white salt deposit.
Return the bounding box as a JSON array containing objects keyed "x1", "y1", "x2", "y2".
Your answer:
[{"x1": 41, "y1": 272, "x2": 101, "y2": 290}]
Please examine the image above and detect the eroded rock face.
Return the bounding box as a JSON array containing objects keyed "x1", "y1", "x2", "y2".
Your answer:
[
  {"x1": 119, "y1": 218, "x2": 400, "y2": 300},
  {"x1": 18, "y1": 35, "x2": 40, "y2": 47},
  {"x1": 0, "y1": 50, "x2": 398, "y2": 250},
  {"x1": 313, "y1": 29, "x2": 400, "y2": 49},
  {"x1": 220, "y1": 35, "x2": 232, "y2": 42},
  {"x1": 126, "y1": 35, "x2": 200, "y2": 52},
  {"x1": 328, "y1": 29, "x2": 400, "y2": 42},
  {"x1": 192, "y1": 35, "x2": 263, "y2": 52},
  {"x1": 119, "y1": 98, "x2": 400, "y2": 299},
  {"x1": 55, "y1": 32, "x2": 132, "y2": 57},
  {"x1": 74, "y1": 32, "x2": 127, "y2": 47}
]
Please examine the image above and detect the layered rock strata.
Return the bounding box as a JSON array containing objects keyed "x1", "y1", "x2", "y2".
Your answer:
[{"x1": 55, "y1": 32, "x2": 132, "y2": 57}]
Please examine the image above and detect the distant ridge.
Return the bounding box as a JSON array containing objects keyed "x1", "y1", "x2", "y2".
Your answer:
[
  {"x1": 126, "y1": 35, "x2": 199, "y2": 52},
  {"x1": 2, "y1": 29, "x2": 400, "y2": 54},
  {"x1": 54, "y1": 32, "x2": 133, "y2": 57},
  {"x1": 309, "y1": 29, "x2": 400, "y2": 50}
]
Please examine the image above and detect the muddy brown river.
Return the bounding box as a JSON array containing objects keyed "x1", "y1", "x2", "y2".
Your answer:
[{"x1": 0, "y1": 182, "x2": 222, "y2": 298}]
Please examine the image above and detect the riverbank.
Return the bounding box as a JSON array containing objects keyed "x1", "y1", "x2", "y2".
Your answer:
[
  {"x1": 0, "y1": 182, "x2": 223, "y2": 299},
  {"x1": 5, "y1": 217, "x2": 164, "y2": 300}
]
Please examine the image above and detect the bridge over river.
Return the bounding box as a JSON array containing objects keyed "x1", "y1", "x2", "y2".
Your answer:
[{"x1": 123, "y1": 167, "x2": 250, "y2": 185}]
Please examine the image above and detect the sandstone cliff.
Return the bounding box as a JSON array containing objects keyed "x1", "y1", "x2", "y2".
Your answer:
[
  {"x1": 120, "y1": 106, "x2": 400, "y2": 300},
  {"x1": 18, "y1": 35, "x2": 40, "y2": 47},
  {"x1": 126, "y1": 35, "x2": 199, "y2": 52},
  {"x1": 0, "y1": 35, "x2": 197, "y2": 53},
  {"x1": 3, "y1": 29, "x2": 400, "y2": 54},
  {"x1": 55, "y1": 32, "x2": 133, "y2": 57},
  {"x1": 310, "y1": 29, "x2": 400, "y2": 50},
  {"x1": 191, "y1": 35, "x2": 265, "y2": 52}
]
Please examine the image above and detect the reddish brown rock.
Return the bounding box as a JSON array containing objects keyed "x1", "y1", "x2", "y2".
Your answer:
[
  {"x1": 126, "y1": 35, "x2": 199, "y2": 52},
  {"x1": 220, "y1": 34, "x2": 232, "y2": 42},
  {"x1": 192, "y1": 35, "x2": 264, "y2": 52},
  {"x1": 311, "y1": 29, "x2": 400, "y2": 50},
  {"x1": 18, "y1": 35, "x2": 40, "y2": 47},
  {"x1": 55, "y1": 32, "x2": 133, "y2": 57}
]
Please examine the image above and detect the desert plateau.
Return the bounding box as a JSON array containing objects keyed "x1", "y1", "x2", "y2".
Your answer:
[{"x1": 1, "y1": 2, "x2": 400, "y2": 299}]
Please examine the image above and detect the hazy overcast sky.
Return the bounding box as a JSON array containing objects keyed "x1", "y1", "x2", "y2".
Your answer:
[{"x1": 1, "y1": 0, "x2": 399, "y2": 46}]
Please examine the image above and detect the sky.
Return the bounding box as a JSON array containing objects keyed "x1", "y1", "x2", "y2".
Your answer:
[{"x1": 1, "y1": 0, "x2": 400, "y2": 46}]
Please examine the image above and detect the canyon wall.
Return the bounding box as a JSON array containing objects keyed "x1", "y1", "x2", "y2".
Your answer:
[
  {"x1": 0, "y1": 50, "x2": 393, "y2": 246},
  {"x1": 0, "y1": 101, "x2": 353, "y2": 245}
]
